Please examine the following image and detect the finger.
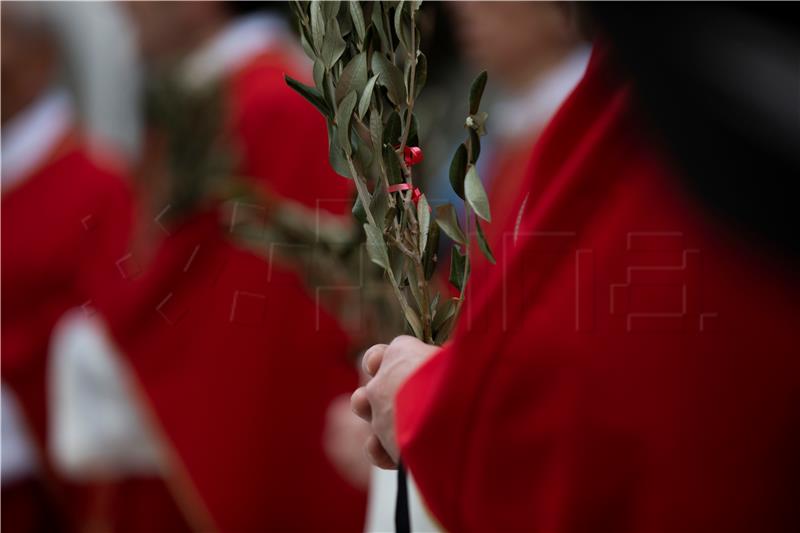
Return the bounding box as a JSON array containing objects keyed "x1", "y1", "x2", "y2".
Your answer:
[
  {"x1": 350, "y1": 386, "x2": 372, "y2": 422},
  {"x1": 362, "y1": 344, "x2": 388, "y2": 377},
  {"x1": 365, "y1": 434, "x2": 397, "y2": 470}
]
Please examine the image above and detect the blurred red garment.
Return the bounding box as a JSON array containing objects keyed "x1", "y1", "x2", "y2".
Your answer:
[
  {"x1": 395, "y1": 45, "x2": 800, "y2": 532},
  {"x1": 1, "y1": 88, "x2": 133, "y2": 533},
  {"x1": 79, "y1": 13, "x2": 365, "y2": 532}
]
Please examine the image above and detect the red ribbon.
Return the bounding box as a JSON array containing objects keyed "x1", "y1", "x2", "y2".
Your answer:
[
  {"x1": 387, "y1": 147, "x2": 427, "y2": 208},
  {"x1": 404, "y1": 146, "x2": 424, "y2": 167}
]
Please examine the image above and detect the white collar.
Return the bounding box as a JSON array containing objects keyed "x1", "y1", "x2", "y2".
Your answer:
[
  {"x1": 492, "y1": 44, "x2": 592, "y2": 142},
  {"x1": 181, "y1": 13, "x2": 292, "y2": 88},
  {"x1": 1, "y1": 88, "x2": 73, "y2": 194}
]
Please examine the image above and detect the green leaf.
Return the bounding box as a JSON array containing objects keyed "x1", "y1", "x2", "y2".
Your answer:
[
  {"x1": 285, "y1": 75, "x2": 332, "y2": 119},
  {"x1": 406, "y1": 261, "x2": 424, "y2": 317},
  {"x1": 349, "y1": 0, "x2": 366, "y2": 44},
  {"x1": 322, "y1": 0, "x2": 341, "y2": 19},
  {"x1": 300, "y1": 30, "x2": 315, "y2": 58},
  {"x1": 389, "y1": 242, "x2": 406, "y2": 282},
  {"x1": 364, "y1": 222, "x2": 390, "y2": 270},
  {"x1": 434, "y1": 203, "x2": 466, "y2": 244},
  {"x1": 384, "y1": 145, "x2": 402, "y2": 185},
  {"x1": 336, "y1": 91, "x2": 358, "y2": 156},
  {"x1": 358, "y1": 74, "x2": 379, "y2": 119},
  {"x1": 369, "y1": 110, "x2": 383, "y2": 156},
  {"x1": 371, "y1": 2, "x2": 390, "y2": 51},
  {"x1": 353, "y1": 124, "x2": 374, "y2": 170},
  {"x1": 352, "y1": 194, "x2": 367, "y2": 223},
  {"x1": 383, "y1": 110, "x2": 402, "y2": 146},
  {"x1": 310, "y1": 1, "x2": 325, "y2": 53},
  {"x1": 321, "y1": 17, "x2": 346, "y2": 70},
  {"x1": 432, "y1": 297, "x2": 456, "y2": 333},
  {"x1": 338, "y1": 10, "x2": 353, "y2": 37},
  {"x1": 401, "y1": 301, "x2": 423, "y2": 338},
  {"x1": 423, "y1": 220, "x2": 440, "y2": 280},
  {"x1": 448, "y1": 143, "x2": 467, "y2": 199},
  {"x1": 335, "y1": 53, "x2": 368, "y2": 104},
  {"x1": 465, "y1": 165, "x2": 491, "y2": 222},
  {"x1": 417, "y1": 193, "x2": 431, "y2": 256},
  {"x1": 328, "y1": 125, "x2": 352, "y2": 178},
  {"x1": 394, "y1": 1, "x2": 412, "y2": 51},
  {"x1": 475, "y1": 218, "x2": 496, "y2": 264},
  {"x1": 434, "y1": 312, "x2": 456, "y2": 345},
  {"x1": 370, "y1": 177, "x2": 390, "y2": 228},
  {"x1": 413, "y1": 52, "x2": 427, "y2": 99},
  {"x1": 407, "y1": 112, "x2": 420, "y2": 146},
  {"x1": 371, "y1": 53, "x2": 407, "y2": 106},
  {"x1": 449, "y1": 245, "x2": 467, "y2": 291},
  {"x1": 469, "y1": 70, "x2": 488, "y2": 115},
  {"x1": 313, "y1": 59, "x2": 325, "y2": 92}
]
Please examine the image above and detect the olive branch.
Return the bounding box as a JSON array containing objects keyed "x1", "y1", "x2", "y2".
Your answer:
[{"x1": 286, "y1": 0, "x2": 493, "y2": 345}]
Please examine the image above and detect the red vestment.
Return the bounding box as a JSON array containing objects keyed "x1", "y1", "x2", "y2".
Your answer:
[
  {"x1": 2, "y1": 131, "x2": 133, "y2": 532},
  {"x1": 95, "y1": 42, "x2": 365, "y2": 531},
  {"x1": 396, "y1": 46, "x2": 800, "y2": 532}
]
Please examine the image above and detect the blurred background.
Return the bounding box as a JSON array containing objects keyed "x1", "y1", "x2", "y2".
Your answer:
[{"x1": 2, "y1": 2, "x2": 797, "y2": 533}]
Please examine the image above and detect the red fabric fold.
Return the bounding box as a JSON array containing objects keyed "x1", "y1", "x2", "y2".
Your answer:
[{"x1": 396, "y1": 44, "x2": 800, "y2": 532}]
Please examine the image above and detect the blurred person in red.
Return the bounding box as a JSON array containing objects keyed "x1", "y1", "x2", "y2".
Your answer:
[
  {"x1": 351, "y1": 5, "x2": 800, "y2": 533},
  {"x1": 1, "y1": 4, "x2": 133, "y2": 532},
  {"x1": 46, "y1": 2, "x2": 366, "y2": 532}
]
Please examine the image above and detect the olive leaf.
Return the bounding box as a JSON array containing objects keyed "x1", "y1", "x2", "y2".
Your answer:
[
  {"x1": 370, "y1": 2, "x2": 391, "y2": 51},
  {"x1": 336, "y1": 91, "x2": 358, "y2": 155},
  {"x1": 475, "y1": 218, "x2": 496, "y2": 264},
  {"x1": 394, "y1": 1, "x2": 413, "y2": 51},
  {"x1": 285, "y1": 75, "x2": 332, "y2": 119},
  {"x1": 434, "y1": 203, "x2": 466, "y2": 244},
  {"x1": 465, "y1": 165, "x2": 491, "y2": 222},
  {"x1": 328, "y1": 126, "x2": 351, "y2": 178},
  {"x1": 364, "y1": 222, "x2": 390, "y2": 269},
  {"x1": 423, "y1": 221, "x2": 440, "y2": 280},
  {"x1": 432, "y1": 297, "x2": 457, "y2": 333},
  {"x1": 413, "y1": 52, "x2": 427, "y2": 99},
  {"x1": 469, "y1": 70, "x2": 488, "y2": 115},
  {"x1": 369, "y1": 111, "x2": 383, "y2": 156},
  {"x1": 358, "y1": 74, "x2": 379, "y2": 119},
  {"x1": 417, "y1": 193, "x2": 431, "y2": 256},
  {"x1": 349, "y1": 0, "x2": 366, "y2": 45},
  {"x1": 335, "y1": 52, "x2": 368, "y2": 104},
  {"x1": 370, "y1": 177, "x2": 390, "y2": 229},
  {"x1": 322, "y1": 0, "x2": 341, "y2": 19},
  {"x1": 383, "y1": 110, "x2": 402, "y2": 146},
  {"x1": 309, "y1": 1, "x2": 325, "y2": 53},
  {"x1": 384, "y1": 145, "x2": 402, "y2": 185},
  {"x1": 449, "y1": 143, "x2": 467, "y2": 199},
  {"x1": 322, "y1": 17, "x2": 347, "y2": 70},
  {"x1": 400, "y1": 300, "x2": 423, "y2": 338},
  {"x1": 449, "y1": 245, "x2": 467, "y2": 291},
  {"x1": 406, "y1": 261, "x2": 425, "y2": 317},
  {"x1": 352, "y1": 194, "x2": 367, "y2": 223},
  {"x1": 313, "y1": 59, "x2": 325, "y2": 92},
  {"x1": 372, "y1": 53, "x2": 407, "y2": 106}
]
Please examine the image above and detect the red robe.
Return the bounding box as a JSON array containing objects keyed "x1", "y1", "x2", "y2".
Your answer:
[
  {"x1": 396, "y1": 46, "x2": 800, "y2": 532},
  {"x1": 96, "y1": 45, "x2": 365, "y2": 531},
  {"x1": 1, "y1": 132, "x2": 133, "y2": 532}
]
